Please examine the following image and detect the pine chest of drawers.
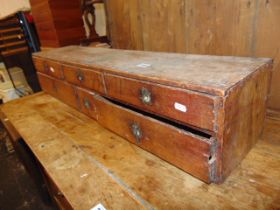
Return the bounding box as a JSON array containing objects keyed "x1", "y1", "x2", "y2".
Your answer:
[{"x1": 32, "y1": 46, "x2": 272, "y2": 183}]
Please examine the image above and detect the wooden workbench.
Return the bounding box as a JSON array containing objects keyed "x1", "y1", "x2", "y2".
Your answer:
[{"x1": 1, "y1": 92, "x2": 279, "y2": 210}]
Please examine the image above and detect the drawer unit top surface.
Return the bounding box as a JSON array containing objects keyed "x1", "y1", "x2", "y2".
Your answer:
[{"x1": 33, "y1": 46, "x2": 272, "y2": 96}]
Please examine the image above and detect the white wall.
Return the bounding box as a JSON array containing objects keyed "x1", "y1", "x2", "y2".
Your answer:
[{"x1": 0, "y1": 0, "x2": 30, "y2": 19}]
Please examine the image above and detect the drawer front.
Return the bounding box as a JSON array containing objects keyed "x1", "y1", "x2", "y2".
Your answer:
[
  {"x1": 34, "y1": 57, "x2": 64, "y2": 79},
  {"x1": 33, "y1": 57, "x2": 46, "y2": 73},
  {"x1": 104, "y1": 74, "x2": 215, "y2": 131},
  {"x1": 38, "y1": 73, "x2": 78, "y2": 109},
  {"x1": 77, "y1": 88, "x2": 215, "y2": 182},
  {"x1": 45, "y1": 60, "x2": 64, "y2": 79},
  {"x1": 34, "y1": 58, "x2": 64, "y2": 79},
  {"x1": 76, "y1": 87, "x2": 97, "y2": 119},
  {"x1": 37, "y1": 72, "x2": 56, "y2": 95},
  {"x1": 54, "y1": 79, "x2": 78, "y2": 109},
  {"x1": 63, "y1": 64, "x2": 105, "y2": 94}
]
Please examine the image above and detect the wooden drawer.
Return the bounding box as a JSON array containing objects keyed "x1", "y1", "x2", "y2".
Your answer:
[
  {"x1": 37, "y1": 72, "x2": 56, "y2": 95},
  {"x1": 45, "y1": 60, "x2": 64, "y2": 79},
  {"x1": 76, "y1": 87, "x2": 216, "y2": 182},
  {"x1": 33, "y1": 57, "x2": 46, "y2": 73},
  {"x1": 104, "y1": 74, "x2": 215, "y2": 131},
  {"x1": 63, "y1": 64, "x2": 105, "y2": 94},
  {"x1": 38, "y1": 73, "x2": 78, "y2": 109},
  {"x1": 34, "y1": 57, "x2": 64, "y2": 79}
]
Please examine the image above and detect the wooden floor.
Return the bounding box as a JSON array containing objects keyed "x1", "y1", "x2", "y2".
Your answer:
[{"x1": 1, "y1": 92, "x2": 279, "y2": 210}]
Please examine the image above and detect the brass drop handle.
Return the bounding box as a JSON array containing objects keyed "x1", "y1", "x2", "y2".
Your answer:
[
  {"x1": 76, "y1": 71, "x2": 84, "y2": 82},
  {"x1": 140, "y1": 87, "x2": 152, "y2": 105},
  {"x1": 84, "y1": 98, "x2": 91, "y2": 109},
  {"x1": 131, "y1": 123, "x2": 142, "y2": 144}
]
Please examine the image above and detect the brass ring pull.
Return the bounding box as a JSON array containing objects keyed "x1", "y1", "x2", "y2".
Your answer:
[
  {"x1": 76, "y1": 71, "x2": 85, "y2": 82},
  {"x1": 140, "y1": 87, "x2": 152, "y2": 105},
  {"x1": 84, "y1": 98, "x2": 91, "y2": 109},
  {"x1": 131, "y1": 123, "x2": 142, "y2": 144}
]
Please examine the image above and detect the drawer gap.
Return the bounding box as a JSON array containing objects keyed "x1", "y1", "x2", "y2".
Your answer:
[{"x1": 104, "y1": 97, "x2": 212, "y2": 139}]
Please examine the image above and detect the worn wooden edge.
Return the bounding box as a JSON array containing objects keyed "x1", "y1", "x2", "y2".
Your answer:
[
  {"x1": 0, "y1": 93, "x2": 153, "y2": 210},
  {"x1": 2, "y1": 93, "x2": 279, "y2": 209},
  {"x1": 216, "y1": 62, "x2": 273, "y2": 183},
  {"x1": 32, "y1": 47, "x2": 273, "y2": 97},
  {"x1": 0, "y1": 108, "x2": 21, "y2": 142}
]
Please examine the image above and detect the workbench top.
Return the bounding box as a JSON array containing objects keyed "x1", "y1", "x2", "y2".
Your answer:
[{"x1": 1, "y1": 93, "x2": 279, "y2": 210}]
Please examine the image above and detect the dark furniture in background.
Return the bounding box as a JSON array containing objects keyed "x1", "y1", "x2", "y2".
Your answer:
[
  {"x1": 0, "y1": 13, "x2": 41, "y2": 94},
  {"x1": 29, "y1": 0, "x2": 86, "y2": 48}
]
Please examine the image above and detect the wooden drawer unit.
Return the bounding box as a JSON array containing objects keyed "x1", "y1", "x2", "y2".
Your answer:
[
  {"x1": 33, "y1": 46, "x2": 273, "y2": 183},
  {"x1": 104, "y1": 74, "x2": 215, "y2": 131},
  {"x1": 63, "y1": 64, "x2": 105, "y2": 94}
]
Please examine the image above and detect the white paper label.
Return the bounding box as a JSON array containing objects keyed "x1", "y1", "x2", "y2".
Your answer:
[
  {"x1": 136, "y1": 63, "x2": 151, "y2": 68},
  {"x1": 90, "y1": 203, "x2": 106, "y2": 210},
  {"x1": 174, "y1": 102, "x2": 187, "y2": 112},
  {"x1": 50, "y1": 67, "x2": 55, "y2": 72}
]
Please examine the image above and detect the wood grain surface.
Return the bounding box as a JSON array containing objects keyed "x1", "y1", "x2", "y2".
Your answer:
[
  {"x1": 33, "y1": 46, "x2": 272, "y2": 96},
  {"x1": 104, "y1": 0, "x2": 280, "y2": 111},
  {"x1": 1, "y1": 93, "x2": 279, "y2": 209},
  {"x1": 30, "y1": 0, "x2": 85, "y2": 47},
  {"x1": 34, "y1": 47, "x2": 272, "y2": 182}
]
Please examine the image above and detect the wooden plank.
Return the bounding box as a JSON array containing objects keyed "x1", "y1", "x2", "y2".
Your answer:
[
  {"x1": 0, "y1": 40, "x2": 26, "y2": 48},
  {"x1": 105, "y1": 0, "x2": 132, "y2": 49},
  {"x1": 0, "y1": 93, "x2": 151, "y2": 210},
  {"x1": 184, "y1": 0, "x2": 216, "y2": 54},
  {"x1": 217, "y1": 64, "x2": 272, "y2": 180},
  {"x1": 1, "y1": 93, "x2": 280, "y2": 209},
  {"x1": 166, "y1": 0, "x2": 187, "y2": 53},
  {"x1": 254, "y1": 0, "x2": 280, "y2": 111},
  {"x1": 140, "y1": 0, "x2": 169, "y2": 52},
  {"x1": 215, "y1": 0, "x2": 257, "y2": 56},
  {"x1": 1, "y1": 46, "x2": 28, "y2": 56},
  {"x1": 0, "y1": 18, "x2": 18, "y2": 27},
  {"x1": 0, "y1": 27, "x2": 21, "y2": 33},
  {"x1": 0, "y1": 34, "x2": 24, "y2": 41},
  {"x1": 127, "y1": 0, "x2": 144, "y2": 50}
]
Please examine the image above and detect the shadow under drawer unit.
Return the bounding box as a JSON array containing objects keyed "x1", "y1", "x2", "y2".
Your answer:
[{"x1": 33, "y1": 46, "x2": 272, "y2": 183}]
